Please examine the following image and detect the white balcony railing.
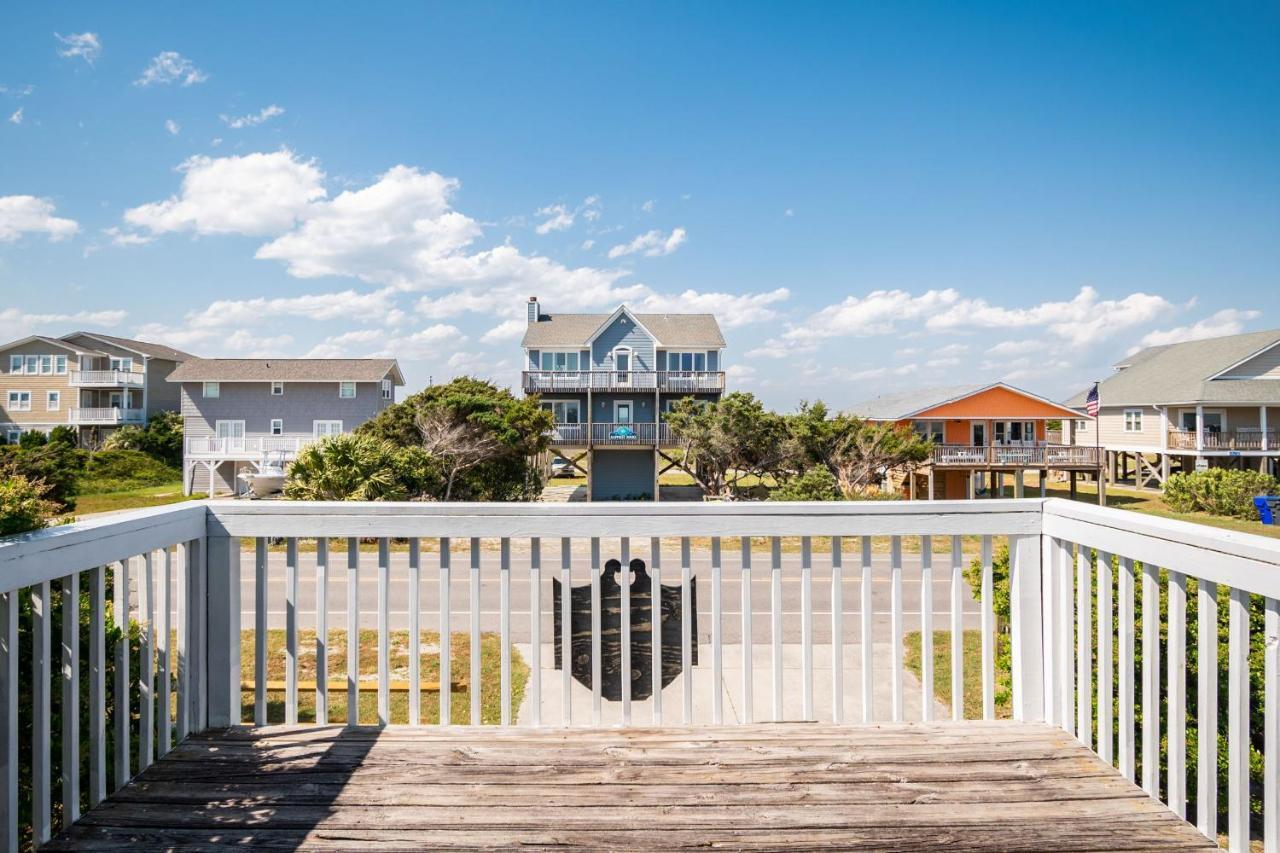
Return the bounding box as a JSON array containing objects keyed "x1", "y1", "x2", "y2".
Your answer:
[
  {"x1": 522, "y1": 370, "x2": 726, "y2": 393},
  {"x1": 69, "y1": 369, "x2": 145, "y2": 387},
  {"x1": 68, "y1": 406, "x2": 145, "y2": 425},
  {"x1": 184, "y1": 435, "x2": 315, "y2": 457},
  {"x1": 0, "y1": 499, "x2": 1276, "y2": 848},
  {"x1": 932, "y1": 444, "x2": 1103, "y2": 467}
]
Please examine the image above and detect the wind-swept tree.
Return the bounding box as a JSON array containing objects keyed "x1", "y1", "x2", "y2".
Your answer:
[
  {"x1": 665, "y1": 392, "x2": 799, "y2": 499},
  {"x1": 789, "y1": 401, "x2": 933, "y2": 497}
]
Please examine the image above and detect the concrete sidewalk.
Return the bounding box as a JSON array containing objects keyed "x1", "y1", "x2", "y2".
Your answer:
[{"x1": 514, "y1": 642, "x2": 948, "y2": 726}]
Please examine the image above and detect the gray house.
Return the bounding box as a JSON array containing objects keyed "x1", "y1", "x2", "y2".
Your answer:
[
  {"x1": 521, "y1": 297, "x2": 726, "y2": 500},
  {"x1": 169, "y1": 358, "x2": 405, "y2": 495}
]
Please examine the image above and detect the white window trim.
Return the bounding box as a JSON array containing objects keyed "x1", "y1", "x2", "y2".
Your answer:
[
  {"x1": 214, "y1": 419, "x2": 246, "y2": 441},
  {"x1": 537, "y1": 349, "x2": 584, "y2": 372},
  {"x1": 381, "y1": 378, "x2": 393, "y2": 400},
  {"x1": 338, "y1": 381, "x2": 356, "y2": 399},
  {"x1": 7, "y1": 355, "x2": 20, "y2": 374},
  {"x1": 47, "y1": 391, "x2": 60, "y2": 411},
  {"x1": 613, "y1": 399, "x2": 634, "y2": 423},
  {"x1": 24, "y1": 356, "x2": 37, "y2": 375},
  {"x1": 270, "y1": 418, "x2": 284, "y2": 436},
  {"x1": 1124, "y1": 408, "x2": 1144, "y2": 432},
  {"x1": 5, "y1": 429, "x2": 20, "y2": 444},
  {"x1": 971, "y1": 421, "x2": 987, "y2": 446},
  {"x1": 313, "y1": 419, "x2": 344, "y2": 438},
  {"x1": 54, "y1": 355, "x2": 67, "y2": 375},
  {"x1": 7, "y1": 390, "x2": 31, "y2": 412},
  {"x1": 271, "y1": 381, "x2": 284, "y2": 396},
  {"x1": 540, "y1": 398, "x2": 582, "y2": 424},
  {"x1": 109, "y1": 357, "x2": 133, "y2": 372},
  {"x1": 664, "y1": 350, "x2": 709, "y2": 372},
  {"x1": 203, "y1": 381, "x2": 220, "y2": 399}
]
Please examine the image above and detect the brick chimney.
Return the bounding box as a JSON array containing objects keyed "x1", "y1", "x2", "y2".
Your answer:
[{"x1": 527, "y1": 296, "x2": 540, "y2": 325}]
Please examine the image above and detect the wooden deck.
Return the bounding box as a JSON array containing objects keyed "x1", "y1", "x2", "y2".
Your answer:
[{"x1": 46, "y1": 722, "x2": 1213, "y2": 851}]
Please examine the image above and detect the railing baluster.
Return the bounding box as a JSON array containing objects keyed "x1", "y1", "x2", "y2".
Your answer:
[
  {"x1": 590, "y1": 537, "x2": 602, "y2": 725},
  {"x1": 254, "y1": 539, "x2": 268, "y2": 726},
  {"x1": 650, "y1": 537, "x2": 661, "y2": 726},
  {"x1": 1196, "y1": 581, "x2": 1219, "y2": 840},
  {"x1": 1118, "y1": 556, "x2": 1136, "y2": 781},
  {"x1": 620, "y1": 538, "x2": 631, "y2": 725},
  {"x1": 139, "y1": 551, "x2": 154, "y2": 770},
  {"x1": 0, "y1": 589, "x2": 17, "y2": 853},
  {"x1": 288, "y1": 537, "x2": 301, "y2": 726},
  {"x1": 1040, "y1": 536, "x2": 1057, "y2": 728},
  {"x1": 680, "y1": 537, "x2": 692, "y2": 725},
  {"x1": 500, "y1": 538, "x2": 512, "y2": 727},
  {"x1": 740, "y1": 537, "x2": 752, "y2": 724},
  {"x1": 377, "y1": 538, "x2": 390, "y2": 726},
  {"x1": 771, "y1": 537, "x2": 783, "y2": 721},
  {"x1": 559, "y1": 538, "x2": 570, "y2": 727},
  {"x1": 1141, "y1": 562, "x2": 1161, "y2": 797},
  {"x1": 1056, "y1": 539, "x2": 1074, "y2": 736},
  {"x1": 409, "y1": 538, "x2": 421, "y2": 727},
  {"x1": 114, "y1": 558, "x2": 130, "y2": 789},
  {"x1": 860, "y1": 537, "x2": 874, "y2": 723},
  {"x1": 802, "y1": 536, "x2": 814, "y2": 721},
  {"x1": 32, "y1": 580, "x2": 51, "y2": 845},
  {"x1": 711, "y1": 536, "x2": 723, "y2": 724},
  {"x1": 440, "y1": 537, "x2": 452, "y2": 727},
  {"x1": 1264, "y1": 595, "x2": 1278, "y2": 852},
  {"x1": 61, "y1": 571, "x2": 80, "y2": 825},
  {"x1": 920, "y1": 536, "x2": 933, "y2": 723},
  {"x1": 346, "y1": 538, "x2": 359, "y2": 726},
  {"x1": 530, "y1": 537, "x2": 541, "y2": 727},
  {"x1": 88, "y1": 565, "x2": 106, "y2": 807},
  {"x1": 980, "y1": 536, "x2": 994, "y2": 721},
  {"x1": 1227, "y1": 585, "x2": 1250, "y2": 851},
  {"x1": 471, "y1": 538, "x2": 482, "y2": 726},
  {"x1": 316, "y1": 538, "x2": 329, "y2": 725},
  {"x1": 176, "y1": 546, "x2": 189, "y2": 741},
  {"x1": 1098, "y1": 551, "x2": 1114, "y2": 764},
  {"x1": 1166, "y1": 570, "x2": 1187, "y2": 818},
  {"x1": 940, "y1": 536, "x2": 959, "y2": 722},
  {"x1": 831, "y1": 536, "x2": 843, "y2": 724},
  {"x1": 159, "y1": 548, "x2": 172, "y2": 756},
  {"x1": 1077, "y1": 546, "x2": 1092, "y2": 747}
]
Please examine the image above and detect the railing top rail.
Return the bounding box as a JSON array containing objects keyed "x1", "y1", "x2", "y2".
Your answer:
[
  {"x1": 1043, "y1": 497, "x2": 1280, "y2": 598},
  {"x1": 0, "y1": 502, "x2": 206, "y2": 593}
]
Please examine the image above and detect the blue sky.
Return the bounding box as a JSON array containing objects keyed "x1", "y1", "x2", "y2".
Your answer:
[{"x1": 2, "y1": 2, "x2": 1278, "y2": 408}]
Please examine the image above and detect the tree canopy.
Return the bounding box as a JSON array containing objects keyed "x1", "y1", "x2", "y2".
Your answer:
[
  {"x1": 789, "y1": 401, "x2": 933, "y2": 498},
  {"x1": 664, "y1": 392, "x2": 798, "y2": 498}
]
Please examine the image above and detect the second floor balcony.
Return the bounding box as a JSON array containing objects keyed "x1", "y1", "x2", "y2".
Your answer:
[
  {"x1": 1168, "y1": 427, "x2": 1278, "y2": 452},
  {"x1": 546, "y1": 421, "x2": 678, "y2": 447},
  {"x1": 185, "y1": 434, "x2": 317, "y2": 458},
  {"x1": 68, "y1": 406, "x2": 145, "y2": 425},
  {"x1": 522, "y1": 369, "x2": 725, "y2": 394},
  {"x1": 931, "y1": 443, "x2": 1103, "y2": 468},
  {"x1": 68, "y1": 369, "x2": 145, "y2": 387}
]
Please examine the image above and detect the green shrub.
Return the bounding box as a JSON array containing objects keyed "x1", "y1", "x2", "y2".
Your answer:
[
  {"x1": 0, "y1": 441, "x2": 87, "y2": 511},
  {"x1": 770, "y1": 466, "x2": 841, "y2": 501},
  {"x1": 80, "y1": 449, "x2": 181, "y2": 493},
  {"x1": 1163, "y1": 468, "x2": 1279, "y2": 519},
  {"x1": 102, "y1": 412, "x2": 182, "y2": 467},
  {"x1": 47, "y1": 425, "x2": 78, "y2": 448},
  {"x1": 285, "y1": 433, "x2": 413, "y2": 501},
  {"x1": 0, "y1": 473, "x2": 59, "y2": 536}
]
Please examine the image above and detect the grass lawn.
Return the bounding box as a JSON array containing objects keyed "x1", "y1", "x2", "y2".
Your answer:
[
  {"x1": 71, "y1": 481, "x2": 203, "y2": 518},
  {"x1": 904, "y1": 629, "x2": 1011, "y2": 720},
  {"x1": 239, "y1": 628, "x2": 527, "y2": 725}
]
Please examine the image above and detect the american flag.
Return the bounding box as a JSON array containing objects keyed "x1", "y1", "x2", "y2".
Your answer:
[{"x1": 1085, "y1": 383, "x2": 1100, "y2": 417}]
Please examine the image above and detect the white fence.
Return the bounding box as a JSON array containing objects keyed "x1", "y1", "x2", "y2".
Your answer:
[
  {"x1": 67, "y1": 407, "x2": 145, "y2": 425},
  {"x1": 0, "y1": 499, "x2": 1276, "y2": 850}
]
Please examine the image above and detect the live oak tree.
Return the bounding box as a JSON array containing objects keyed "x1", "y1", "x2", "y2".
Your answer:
[
  {"x1": 789, "y1": 401, "x2": 933, "y2": 498},
  {"x1": 664, "y1": 392, "x2": 799, "y2": 499}
]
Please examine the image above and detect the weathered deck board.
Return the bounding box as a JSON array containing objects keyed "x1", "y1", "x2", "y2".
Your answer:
[{"x1": 48, "y1": 722, "x2": 1214, "y2": 852}]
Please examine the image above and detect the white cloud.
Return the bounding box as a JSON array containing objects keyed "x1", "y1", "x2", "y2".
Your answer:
[
  {"x1": 124, "y1": 150, "x2": 325, "y2": 236},
  {"x1": 726, "y1": 364, "x2": 757, "y2": 384},
  {"x1": 55, "y1": 32, "x2": 101, "y2": 64},
  {"x1": 640, "y1": 199, "x2": 655, "y2": 213},
  {"x1": 932, "y1": 343, "x2": 969, "y2": 359},
  {"x1": 7, "y1": 107, "x2": 21, "y2": 125},
  {"x1": 784, "y1": 208, "x2": 794, "y2": 217},
  {"x1": 926, "y1": 286, "x2": 1174, "y2": 346},
  {"x1": 607, "y1": 227, "x2": 686, "y2": 259},
  {"x1": 580, "y1": 239, "x2": 595, "y2": 250},
  {"x1": 164, "y1": 119, "x2": 180, "y2": 135},
  {"x1": 135, "y1": 52, "x2": 208, "y2": 87},
  {"x1": 534, "y1": 204, "x2": 574, "y2": 235},
  {"x1": 101, "y1": 226, "x2": 155, "y2": 247},
  {"x1": 986, "y1": 339, "x2": 1041, "y2": 356},
  {"x1": 634, "y1": 288, "x2": 790, "y2": 328},
  {"x1": 0, "y1": 307, "x2": 126, "y2": 342},
  {"x1": 784, "y1": 289, "x2": 960, "y2": 342},
  {"x1": 480, "y1": 318, "x2": 527, "y2": 344},
  {"x1": 1134, "y1": 308, "x2": 1261, "y2": 351},
  {"x1": 221, "y1": 104, "x2": 285, "y2": 129},
  {"x1": 0, "y1": 84, "x2": 35, "y2": 97},
  {"x1": 0, "y1": 196, "x2": 79, "y2": 242},
  {"x1": 307, "y1": 324, "x2": 464, "y2": 360}
]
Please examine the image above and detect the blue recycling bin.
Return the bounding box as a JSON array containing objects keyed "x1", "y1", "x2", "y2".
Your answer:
[{"x1": 1255, "y1": 496, "x2": 1279, "y2": 525}]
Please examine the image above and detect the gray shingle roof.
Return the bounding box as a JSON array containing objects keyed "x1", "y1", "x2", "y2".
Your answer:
[
  {"x1": 521, "y1": 309, "x2": 726, "y2": 348},
  {"x1": 63, "y1": 331, "x2": 195, "y2": 362},
  {"x1": 846, "y1": 384, "x2": 987, "y2": 420},
  {"x1": 167, "y1": 358, "x2": 404, "y2": 384},
  {"x1": 1062, "y1": 329, "x2": 1280, "y2": 408}
]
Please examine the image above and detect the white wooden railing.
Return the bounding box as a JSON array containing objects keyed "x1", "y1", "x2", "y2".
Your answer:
[
  {"x1": 67, "y1": 407, "x2": 145, "y2": 425},
  {"x1": 522, "y1": 370, "x2": 726, "y2": 393},
  {"x1": 932, "y1": 444, "x2": 1103, "y2": 467},
  {"x1": 1168, "y1": 427, "x2": 1278, "y2": 452},
  {"x1": 68, "y1": 370, "x2": 144, "y2": 387},
  {"x1": 184, "y1": 435, "x2": 314, "y2": 457},
  {"x1": 0, "y1": 499, "x2": 1276, "y2": 850}
]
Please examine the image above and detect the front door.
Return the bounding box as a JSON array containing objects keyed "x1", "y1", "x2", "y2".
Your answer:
[
  {"x1": 615, "y1": 401, "x2": 633, "y2": 425},
  {"x1": 108, "y1": 391, "x2": 123, "y2": 410},
  {"x1": 972, "y1": 422, "x2": 986, "y2": 447},
  {"x1": 614, "y1": 350, "x2": 631, "y2": 386},
  {"x1": 216, "y1": 420, "x2": 246, "y2": 452}
]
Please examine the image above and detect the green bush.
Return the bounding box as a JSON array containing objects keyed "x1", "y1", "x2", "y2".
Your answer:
[
  {"x1": 285, "y1": 433, "x2": 417, "y2": 501},
  {"x1": 0, "y1": 473, "x2": 59, "y2": 536},
  {"x1": 0, "y1": 441, "x2": 87, "y2": 511},
  {"x1": 80, "y1": 449, "x2": 182, "y2": 493},
  {"x1": 770, "y1": 466, "x2": 841, "y2": 501},
  {"x1": 102, "y1": 411, "x2": 182, "y2": 468},
  {"x1": 1163, "y1": 468, "x2": 1279, "y2": 519}
]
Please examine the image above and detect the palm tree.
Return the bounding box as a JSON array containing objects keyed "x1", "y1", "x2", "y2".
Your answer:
[{"x1": 284, "y1": 433, "x2": 406, "y2": 501}]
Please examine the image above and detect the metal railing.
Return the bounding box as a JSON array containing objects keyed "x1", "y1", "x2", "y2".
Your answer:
[
  {"x1": 1168, "y1": 428, "x2": 1278, "y2": 451},
  {"x1": 68, "y1": 370, "x2": 145, "y2": 387},
  {"x1": 522, "y1": 370, "x2": 725, "y2": 393},
  {"x1": 932, "y1": 444, "x2": 1103, "y2": 467},
  {"x1": 0, "y1": 499, "x2": 1276, "y2": 849},
  {"x1": 68, "y1": 407, "x2": 145, "y2": 425}
]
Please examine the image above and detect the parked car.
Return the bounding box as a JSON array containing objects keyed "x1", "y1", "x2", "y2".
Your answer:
[{"x1": 549, "y1": 456, "x2": 576, "y2": 478}]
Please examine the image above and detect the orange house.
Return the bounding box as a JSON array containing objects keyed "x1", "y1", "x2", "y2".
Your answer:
[{"x1": 848, "y1": 383, "x2": 1102, "y2": 501}]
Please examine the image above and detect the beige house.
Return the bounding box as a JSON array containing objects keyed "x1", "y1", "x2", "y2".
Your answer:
[
  {"x1": 1064, "y1": 329, "x2": 1280, "y2": 488},
  {"x1": 0, "y1": 332, "x2": 191, "y2": 445}
]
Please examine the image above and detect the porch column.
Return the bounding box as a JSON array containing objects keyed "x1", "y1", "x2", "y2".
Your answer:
[
  {"x1": 1039, "y1": 469, "x2": 1047, "y2": 498},
  {"x1": 908, "y1": 471, "x2": 916, "y2": 500},
  {"x1": 1013, "y1": 470, "x2": 1024, "y2": 499},
  {"x1": 927, "y1": 468, "x2": 935, "y2": 501},
  {"x1": 1195, "y1": 404, "x2": 1204, "y2": 452},
  {"x1": 1261, "y1": 405, "x2": 1269, "y2": 452},
  {"x1": 1160, "y1": 407, "x2": 1169, "y2": 455}
]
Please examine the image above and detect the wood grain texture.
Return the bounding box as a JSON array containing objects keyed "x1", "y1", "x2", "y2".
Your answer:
[{"x1": 48, "y1": 722, "x2": 1213, "y2": 851}]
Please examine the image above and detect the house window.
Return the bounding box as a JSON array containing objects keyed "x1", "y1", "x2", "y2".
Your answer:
[
  {"x1": 203, "y1": 382, "x2": 220, "y2": 398},
  {"x1": 381, "y1": 378, "x2": 393, "y2": 400},
  {"x1": 911, "y1": 420, "x2": 945, "y2": 443},
  {"x1": 270, "y1": 418, "x2": 284, "y2": 436},
  {"x1": 313, "y1": 420, "x2": 343, "y2": 438},
  {"x1": 339, "y1": 381, "x2": 356, "y2": 398},
  {"x1": 665, "y1": 351, "x2": 707, "y2": 372},
  {"x1": 54, "y1": 355, "x2": 66, "y2": 374},
  {"x1": 1124, "y1": 409, "x2": 1143, "y2": 432},
  {"x1": 539, "y1": 351, "x2": 580, "y2": 372},
  {"x1": 1074, "y1": 420, "x2": 1088, "y2": 431},
  {"x1": 5, "y1": 429, "x2": 20, "y2": 445},
  {"x1": 7, "y1": 391, "x2": 32, "y2": 412},
  {"x1": 109, "y1": 357, "x2": 133, "y2": 372},
  {"x1": 540, "y1": 400, "x2": 581, "y2": 424},
  {"x1": 47, "y1": 391, "x2": 60, "y2": 411},
  {"x1": 7, "y1": 356, "x2": 20, "y2": 374},
  {"x1": 271, "y1": 381, "x2": 284, "y2": 396},
  {"x1": 38, "y1": 355, "x2": 52, "y2": 374}
]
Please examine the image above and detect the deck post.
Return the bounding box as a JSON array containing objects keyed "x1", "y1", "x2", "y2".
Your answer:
[
  {"x1": 1009, "y1": 534, "x2": 1045, "y2": 723},
  {"x1": 205, "y1": 531, "x2": 241, "y2": 728}
]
